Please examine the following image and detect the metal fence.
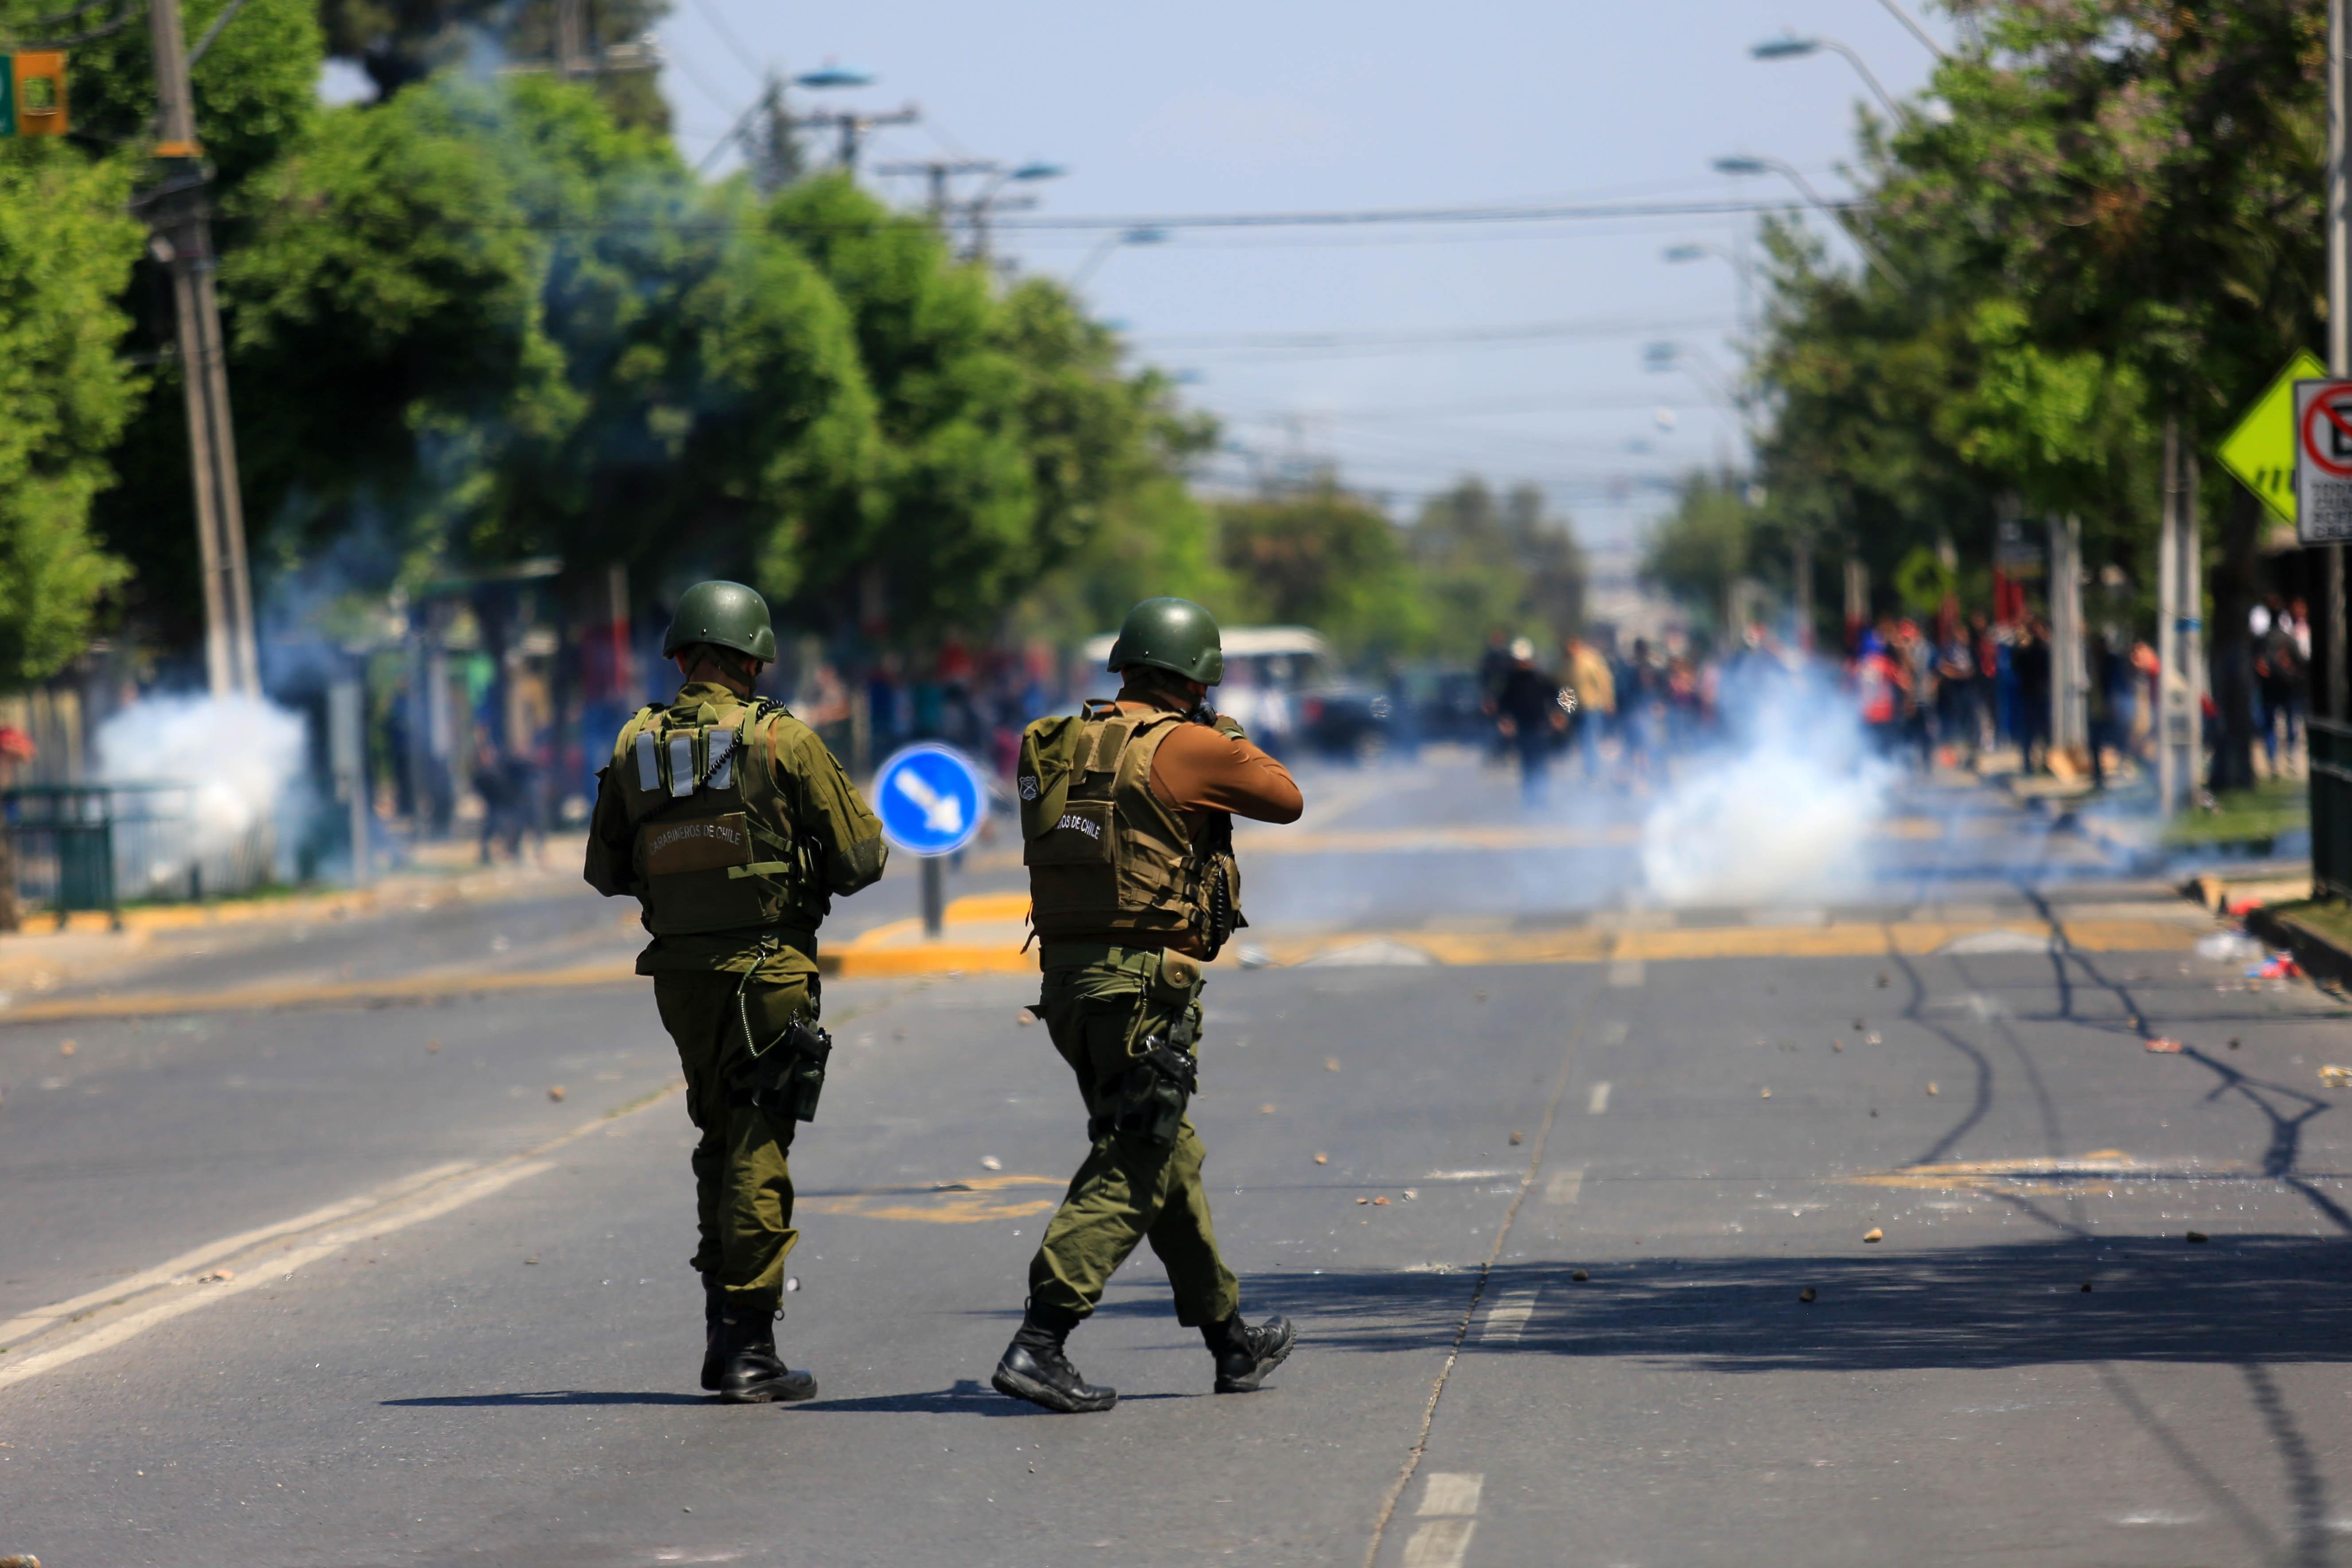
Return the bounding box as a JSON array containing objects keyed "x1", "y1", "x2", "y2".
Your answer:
[
  {"x1": 2312, "y1": 718, "x2": 2352, "y2": 900},
  {"x1": 4, "y1": 783, "x2": 276, "y2": 916}
]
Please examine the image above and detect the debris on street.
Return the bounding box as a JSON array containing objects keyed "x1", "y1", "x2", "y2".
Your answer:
[
  {"x1": 2321, "y1": 1065, "x2": 2352, "y2": 1088},
  {"x1": 547, "y1": 1085, "x2": 566, "y2": 1101},
  {"x1": 1862, "y1": 1228, "x2": 1883, "y2": 1244},
  {"x1": 1798, "y1": 1287, "x2": 1817, "y2": 1303},
  {"x1": 2144, "y1": 1038, "x2": 2184, "y2": 1054},
  {"x1": 2186, "y1": 1231, "x2": 2209, "y2": 1244}
]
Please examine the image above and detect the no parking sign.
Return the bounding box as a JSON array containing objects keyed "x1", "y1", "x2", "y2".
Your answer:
[{"x1": 2295, "y1": 378, "x2": 2352, "y2": 544}]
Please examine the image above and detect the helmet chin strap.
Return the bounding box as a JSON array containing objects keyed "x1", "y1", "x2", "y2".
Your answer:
[{"x1": 686, "y1": 644, "x2": 760, "y2": 690}]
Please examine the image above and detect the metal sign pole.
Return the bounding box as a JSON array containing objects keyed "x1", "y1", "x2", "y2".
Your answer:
[{"x1": 2332, "y1": 0, "x2": 2351, "y2": 725}]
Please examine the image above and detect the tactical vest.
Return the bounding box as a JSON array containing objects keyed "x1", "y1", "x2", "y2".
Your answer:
[
  {"x1": 1022, "y1": 701, "x2": 1244, "y2": 954},
  {"x1": 612, "y1": 695, "x2": 810, "y2": 937}
]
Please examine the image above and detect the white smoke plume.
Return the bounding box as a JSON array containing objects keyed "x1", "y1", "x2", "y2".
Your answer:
[
  {"x1": 94, "y1": 694, "x2": 308, "y2": 893},
  {"x1": 1639, "y1": 660, "x2": 1895, "y2": 905}
]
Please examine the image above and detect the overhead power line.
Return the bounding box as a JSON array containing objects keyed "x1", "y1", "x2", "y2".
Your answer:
[
  {"x1": 993, "y1": 195, "x2": 1864, "y2": 234},
  {"x1": 1136, "y1": 313, "x2": 1733, "y2": 352}
]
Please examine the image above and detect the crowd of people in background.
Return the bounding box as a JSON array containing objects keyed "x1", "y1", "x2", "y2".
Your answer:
[{"x1": 1472, "y1": 591, "x2": 2316, "y2": 806}]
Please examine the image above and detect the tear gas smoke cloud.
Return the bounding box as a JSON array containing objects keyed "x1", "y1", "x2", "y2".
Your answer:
[
  {"x1": 1639, "y1": 661, "x2": 1894, "y2": 906},
  {"x1": 95, "y1": 695, "x2": 308, "y2": 885}
]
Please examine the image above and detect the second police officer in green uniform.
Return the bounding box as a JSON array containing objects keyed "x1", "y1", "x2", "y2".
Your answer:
[
  {"x1": 584, "y1": 581, "x2": 889, "y2": 1403},
  {"x1": 992, "y1": 598, "x2": 1305, "y2": 1412}
]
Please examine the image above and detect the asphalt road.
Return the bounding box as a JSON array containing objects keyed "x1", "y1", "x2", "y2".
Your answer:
[{"x1": 4, "y1": 754, "x2": 2349, "y2": 1567}]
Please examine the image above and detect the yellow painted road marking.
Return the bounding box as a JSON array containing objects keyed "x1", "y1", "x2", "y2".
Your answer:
[
  {"x1": 800, "y1": 1172, "x2": 1063, "y2": 1225},
  {"x1": 0, "y1": 914, "x2": 2212, "y2": 1011},
  {"x1": 1849, "y1": 1150, "x2": 2165, "y2": 1196},
  {"x1": 0, "y1": 960, "x2": 642, "y2": 1025}
]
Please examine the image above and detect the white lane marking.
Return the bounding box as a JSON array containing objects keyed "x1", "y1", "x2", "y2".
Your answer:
[
  {"x1": 0, "y1": 1160, "x2": 554, "y2": 1395},
  {"x1": 0, "y1": 1160, "x2": 473, "y2": 1350},
  {"x1": 1608, "y1": 958, "x2": 1646, "y2": 987},
  {"x1": 1419, "y1": 1472, "x2": 1484, "y2": 1516},
  {"x1": 1587, "y1": 1081, "x2": 1612, "y2": 1115},
  {"x1": 1600, "y1": 1019, "x2": 1629, "y2": 1044},
  {"x1": 1481, "y1": 1289, "x2": 1539, "y2": 1343},
  {"x1": 1544, "y1": 1167, "x2": 1584, "y2": 1205},
  {"x1": 1401, "y1": 1518, "x2": 1477, "y2": 1568},
  {"x1": 0, "y1": 1077, "x2": 686, "y2": 1395}
]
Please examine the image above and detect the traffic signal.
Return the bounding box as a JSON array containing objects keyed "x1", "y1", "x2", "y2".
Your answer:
[{"x1": 0, "y1": 53, "x2": 70, "y2": 138}]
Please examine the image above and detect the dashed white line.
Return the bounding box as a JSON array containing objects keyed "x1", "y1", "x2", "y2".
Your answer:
[
  {"x1": 1599, "y1": 1019, "x2": 1630, "y2": 1045},
  {"x1": 1405, "y1": 1472, "x2": 1483, "y2": 1568},
  {"x1": 1544, "y1": 1167, "x2": 1584, "y2": 1205},
  {"x1": 1419, "y1": 1472, "x2": 1484, "y2": 1517},
  {"x1": 1587, "y1": 1081, "x2": 1612, "y2": 1116},
  {"x1": 1608, "y1": 958, "x2": 1646, "y2": 987},
  {"x1": 1401, "y1": 1519, "x2": 1475, "y2": 1568},
  {"x1": 1481, "y1": 1289, "x2": 1539, "y2": 1343}
]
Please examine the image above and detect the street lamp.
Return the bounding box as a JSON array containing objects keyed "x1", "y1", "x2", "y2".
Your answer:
[
  {"x1": 1071, "y1": 225, "x2": 1167, "y2": 289},
  {"x1": 1713, "y1": 153, "x2": 1907, "y2": 289},
  {"x1": 1750, "y1": 33, "x2": 1902, "y2": 121},
  {"x1": 793, "y1": 64, "x2": 873, "y2": 89}
]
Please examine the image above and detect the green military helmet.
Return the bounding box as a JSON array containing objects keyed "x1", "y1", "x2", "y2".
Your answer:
[
  {"x1": 1106, "y1": 597, "x2": 1224, "y2": 686},
  {"x1": 662, "y1": 580, "x2": 779, "y2": 664}
]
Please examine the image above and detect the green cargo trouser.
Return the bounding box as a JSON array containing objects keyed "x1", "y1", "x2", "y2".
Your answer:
[
  {"x1": 652, "y1": 952, "x2": 819, "y2": 1314},
  {"x1": 1026, "y1": 944, "x2": 1241, "y2": 1327}
]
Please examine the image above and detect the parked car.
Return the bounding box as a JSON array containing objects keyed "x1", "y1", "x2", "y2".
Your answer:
[{"x1": 1299, "y1": 683, "x2": 1393, "y2": 761}]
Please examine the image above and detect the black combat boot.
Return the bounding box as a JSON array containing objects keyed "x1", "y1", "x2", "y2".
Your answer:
[
  {"x1": 699, "y1": 1275, "x2": 726, "y2": 1392},
  {"x1": 991, "y1": 1303, "x2": 1117, "y2": 1413},
  {"x1": 708, "y1": 1303, "x2": 818, "y2": 1404},
  {"x1": 1204, "y1": 1312, "x2": 1296, "y2": 1393}
]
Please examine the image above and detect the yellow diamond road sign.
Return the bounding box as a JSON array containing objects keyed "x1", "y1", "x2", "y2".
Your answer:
[{"x1": 2217, "y1": 349, "x2": 2326, "y2": 526}]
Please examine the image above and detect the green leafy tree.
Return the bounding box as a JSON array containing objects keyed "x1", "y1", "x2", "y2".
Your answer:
[
  {"x1": 1217, "y1": 478, "x2": 1423, "y2": 660},
  {"x1": 770, "y1": 176, "x2": 1038, "y2": 640},
  {"x1": 0, "y1": 146, "x2": 141, "y2": 684},
  {"x1": 1406, "y1": 478, "x2": 1586, "y2": 653},
  {"x1": 1642, "y1": 472, "x2": 1754, "y2": 640}
]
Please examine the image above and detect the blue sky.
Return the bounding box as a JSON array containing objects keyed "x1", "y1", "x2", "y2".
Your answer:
[{"x1": 655, "y1": 0, "x2": 1948, "y2": 547}]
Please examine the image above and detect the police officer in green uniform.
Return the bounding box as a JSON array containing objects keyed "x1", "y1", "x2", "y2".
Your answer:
[
  {"x1": 585, "y1": 581, "x2": 888, "y2": 1403},
  {"x1": 992, "y1": 598, "x2": 1303, "y2": 1413}
]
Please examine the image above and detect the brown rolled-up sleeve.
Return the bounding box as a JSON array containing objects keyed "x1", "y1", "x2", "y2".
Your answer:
[{"x1": 1149, "y1": 721, "x2": 1303, "y2": 823}]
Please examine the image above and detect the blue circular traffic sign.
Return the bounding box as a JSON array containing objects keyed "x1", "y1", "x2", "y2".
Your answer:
[{"x1": 872, "y1": 742, "x2": 987, "y2": 857}]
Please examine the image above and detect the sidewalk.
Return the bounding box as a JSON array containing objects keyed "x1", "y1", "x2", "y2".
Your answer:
[{"x1": 0, "y1": 838, "x2": 589, "y2": 1004}]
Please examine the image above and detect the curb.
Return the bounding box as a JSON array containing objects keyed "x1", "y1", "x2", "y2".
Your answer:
[{"x1": 2245, "y1": 904, "x2": 2352, "y2": 988}]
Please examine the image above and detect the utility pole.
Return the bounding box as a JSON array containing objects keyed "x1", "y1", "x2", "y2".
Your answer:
[
  {"x1": 873, "y1": 156, "x2": 999, "y2": 220},
  {"x1": 143, "y1": 0, "x2": 258, "y2": 698},
  {"x1": 1792, "y1": 534, "x2": 1814, "y2": 653},
  {"x1": 554, "y1": 0, "x2": 588, "y2": 75},
  {"x1": 2157, "y1": 417, "x2": 2204, "y2": 815},
  {"x1": 783, "y1": 104, "x2": 918, "y2": 173},
  {"x1": 2050, "y1": 513, "x2": 2087, "y2": 767},
  {"x1": 2330, "y1": 0, "x2": 2350, "y2": 728}
]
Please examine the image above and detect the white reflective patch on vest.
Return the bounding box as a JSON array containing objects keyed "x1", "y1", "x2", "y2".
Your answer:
[
  {"x1": 707, "y1": 728, "x2": 736, "y2": 790},
  {"x1": 635, "y1": 732, "x2": 660, "y2": 792},
  {"x1": 667, "y1": 734, "x2": 696, "y2": 797}
]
